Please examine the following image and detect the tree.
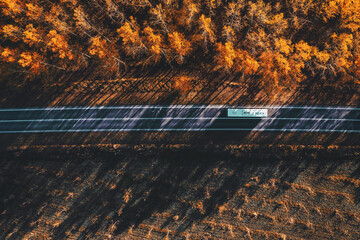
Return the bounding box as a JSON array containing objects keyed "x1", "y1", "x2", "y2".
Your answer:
[
  {"x1": 47, "y1": 30, "x2": 74, "y2": 60},
  {"x1": 0, "y1": 0, "x2": 23, "y2": 17},
  {"x1": 1, "y1": 48, "x2": 17, "y2": 63},
  {"x1": 222, "y1": 26, "x2": 235, "y2": 43},
  {"x1": 204, "y1": 0, "x2": 222, "y2": 16},
  {"x1": 258, "y1": 51, "x2": 279, "y2": 87},
  {"x1": 143, "y1": 26, "x2": 164, "y2": 62},
  {"x1": 89, "y1": 36, "x2": 125, "y2": 73},
  {"x1": 173, "y1": 76, "x2": 192, "y2": 93},
  {"x1": 181, "y1": 0, "x2": 199, "y2": 27},
  {"x1": 89, "y1": 36, "x2": 108, "y2": 59},
  {"x1": 18, "y1": 52, "x2": 44, "y2": 74},
  {"x1": 225, "y1": 2, "x2": 246, "y2": 32},
  {"x1": 325, "y1": 33, "x2": 355, "y2": 81},
  {"x1": 149, "y1": 4, "x2": 169, "y2": 33},
  {"x1": 1, "y1": 24, "x2": 22, "y2": 42},
  {"x1": 73, "y1": 6, "x2": 92, "y2": 36},
  {"x1": 274, "y1": 38, "x2": 293, "y2": 56},
  {"x1": 168, "y1": 31, "x2": 191, "y2": 63},
  {"x1": 0, "y1": 0, "x2": 359, "y2": 88},
  {"x1": 25, "y1": 3, "x2": 43, "y2": 20},
  {"x1": 45, "y1": 6, "x2": 72, "y2": 34},
  {"x1": 215, "y1": 41, "x2": 236, "y2": 71},
  {"x1": 321, "y1": 0, "x2": 360, "y2": 32},
  {"x1": 235, "y1": 50, "x2": 259, "y2": 75},
  {"x1": 104, "y1": 0, "x2": 124, "y2": 21},
  {"x1": 117, "y1": 18, "x2": 146, "y2": 57},
  {"x1": 23, "y1": 24, "x2": 42, "y2": 47},
  {"x1": 197, "y1": 15, "x2": 216, "y2": 48}
]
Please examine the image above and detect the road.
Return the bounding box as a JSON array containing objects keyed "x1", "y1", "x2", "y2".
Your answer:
[{"x1": 0, "y1": 105, "x2": 359, "y2": 133}]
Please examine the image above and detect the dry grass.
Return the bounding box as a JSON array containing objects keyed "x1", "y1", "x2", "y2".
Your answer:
[{"x1": 0, "y1": 144, "x2": 359, "y2": 239}]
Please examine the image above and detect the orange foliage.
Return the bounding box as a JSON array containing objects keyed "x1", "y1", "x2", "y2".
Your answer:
[
  {"x1": 117, "y1": 18, "x2": 145, "y2": 57},
  {"x1": 173, "y1": 76, "x2": 192, "y2": 93},
  {"x1": 89, "y1": 36, "x2": 108, "y2": 59},
  {"x1": 294, "y1": 41, "x2": 317, "y2": 62},
  {"x1": 149, "y1": 4, "x2": 169, "y2": 33},
  {"x1": 1, "y1": 0, "x2": 23, "y2": 16},
  {"x1": 89, "y1": 36, "x2": 124, "y2": 72},
  {"x1": 47, "y1": 30, "x2": 74, "y2": 60},
  {"x1": 198, "y1": 15, "x2": 216, "y2": 47},
  {"x1": 329, "y1": 33, "x2": 354, "y2": 71},
  {"x1": 1, "y1": 48, "x2": 17, "y2": 63},
  {"x1": 168, "y1": 31, "x2": 191, "y2": 63},
  {"x1": 25, "y1": 3, "x2": 43, "y2": 20},
  {"x1": 216, "y1": 42, "x2": 236, "y2": 70},
  {"x1": 274, "y1": 38, "x2": 293, "y2": 56},
  {"x1": 23, "y1": 24, "x2": 42, "y2": 47},
  {"x1": 1, "y1": 24, "x2": 22, "y2": 41},
  {"x1": 235, "y1": 50, "x2": 259, "y2": 75},
  {"x1": 73, "y1": 6, "x2": 91, "y2": 32},
  {"x1": 222, "y1": 26, "x2": 235, "y2": 42},
  {"x1": 182, "y1": 0, "x2": 199, "y2": 26},
  {"x1": 321, "y1": 0, "x2": 360, "y2": 31},
  {"x1": 143, "y1": 26, "x2": 163, "y2": 61},
  {"x1": 18, "y1": 52, "x2": 44, "y2": 74},
  {"x1": 0, "y1": 0, "x2": 359, "y2": 86}
]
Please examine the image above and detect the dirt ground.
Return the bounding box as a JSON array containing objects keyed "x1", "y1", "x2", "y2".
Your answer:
[
  {"x1": 0, "y1": 145, "x2": 359, "y2": 239},
  {"x1": 0, "y1": 69, "x2": 358, "y2": 108}
]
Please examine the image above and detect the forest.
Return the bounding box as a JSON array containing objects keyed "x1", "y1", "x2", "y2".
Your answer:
[{"x1": 1, "y1": 0, "x2": 360, "y2": 90}]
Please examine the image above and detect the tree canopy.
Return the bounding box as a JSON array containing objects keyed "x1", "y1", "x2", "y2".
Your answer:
[{"x1": 1, "y1": 0, "x2": 359, "y2": 89}]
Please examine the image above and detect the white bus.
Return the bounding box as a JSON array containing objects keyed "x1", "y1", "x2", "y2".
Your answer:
[{"x1": 228, "y1": 108, "x2": 268, "y2": 118}]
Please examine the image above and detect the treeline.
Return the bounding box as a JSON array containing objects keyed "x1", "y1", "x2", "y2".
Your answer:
[{"x1": 1, "y1": 0, "x2": 360, "y2": 89}]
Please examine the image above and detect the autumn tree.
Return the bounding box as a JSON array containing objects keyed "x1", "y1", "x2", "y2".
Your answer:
[
  {"x1": 0, "y1": 0, "x2": 359, "y2": 88},
  {"x1": 18, "y1": 52, "x2": 44, "y2": 74},
  {"x1": 45, "y1": 6, "x2": 72, "y2": 34},
  {"x1": 143, "y1": 26, "x2": 165, "y2": 63},
  {"x1": 225, "y1": 2, "x2": 246, "y2": 32},
  {"x1": 25, "y1": 3, "x2": 43, "y2": 20},
  {"x1": 235, "y1": 50, "x2": 259, "y2": 76},
  {"x1": 173, "y1": 76, "x2": 192, "y2": 93},
  {"x1": 222, "y1": 26, "x2": 235, "y2": 43},
  {"x1": 0, "y1": 0, "x2": 23, "y2": 17},
  {"x1": 104, "y1": 0, "x2": 124, "y2": 22},
  {"x1": 89, "y1": 36, "x2": 125, "y2": 73},
  {"x1": 180, "y1": 0, "x2": 199, "y2": 27},
  {"x1": 1, "y1": 24, "x2": 22, "y2": 41},
  {"x1": 73, "y1": 6, "x2": 93, "y2": 37},
  {"x1": 320, "y1": 0, "x2": 360, "y2": 32},
  {"x1": 215, "y1": 42, "x2": 236, "y2": 71},
  {"x1": 1, "y1": 48, "x2": 17, "y2": 63},
  {"x1": 117, "y1": 18, "x2": 147, "y2": 57},
  {"x1": 23, "y1": 24, "x2": 42, "y2": 47},
  {"x1": 197, "y1": 15, "x2": 216, "y2": 49},
  {"x1": 47, "y1": 30, "x2": 74, "y2": 61},
  {"x1": 168, "y1": 31, "x2": 191, "y2": 64},
  {"x1": 325, "y1": 33, "x2": 355, "y2": 82},
  {"x1": 149, "y1": 4, "x2": 169, "y2": 33}
]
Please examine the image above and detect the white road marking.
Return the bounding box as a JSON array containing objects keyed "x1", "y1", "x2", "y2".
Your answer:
[
  {"x1": 0, "y1": 128, "x2": 359, "y2": 133},
  {"x1": 0, "y1": 117, "x2": 359, "y2": 122}
]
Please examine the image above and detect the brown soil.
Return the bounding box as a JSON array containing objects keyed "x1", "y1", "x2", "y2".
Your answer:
[
  {"x1": 0, "y1": 69, "x2": 358, "y2": 107},
  {"x1": 0, "y1": 145, "x2": 359, "y2": 239},
  {"x1": 0, "y1": 131, "x2": 359, "y2": 151}
]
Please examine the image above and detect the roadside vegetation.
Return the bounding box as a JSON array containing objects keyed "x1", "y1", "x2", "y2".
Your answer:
[{"x1": 1, "y1": 0, "x2": 360, "y2": 92}]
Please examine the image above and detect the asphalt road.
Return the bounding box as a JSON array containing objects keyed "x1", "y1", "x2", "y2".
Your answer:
[{"x1": 0, "y1": 105, "x2": 359, "y2": 133}]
